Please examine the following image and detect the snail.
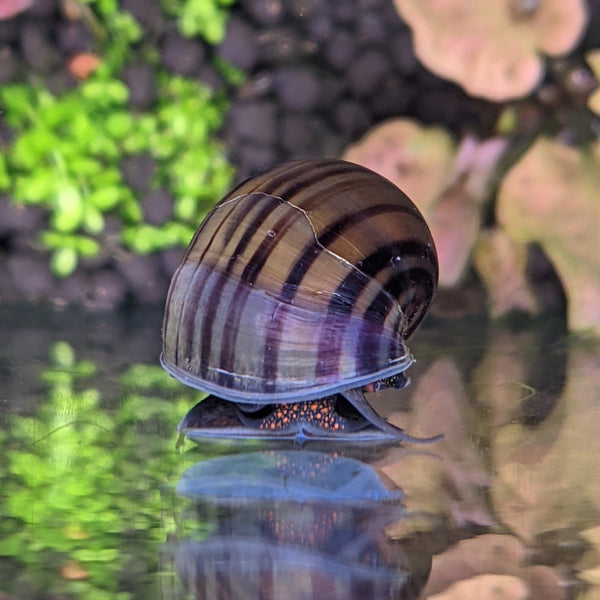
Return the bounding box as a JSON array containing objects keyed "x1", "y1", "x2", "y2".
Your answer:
[{"x1": 161, "y1": 159, "x2": 438, "y2": 441}]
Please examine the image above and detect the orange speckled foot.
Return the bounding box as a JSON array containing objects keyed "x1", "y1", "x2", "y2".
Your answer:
[{"x1": 236, "y1": 396, "x2": 369, "y2": 437}]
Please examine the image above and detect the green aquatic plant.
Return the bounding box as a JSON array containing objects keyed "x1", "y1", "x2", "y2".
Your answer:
[
  {"x1": 0, "y1": 341, "x2": 203, "y2": 598},
  {"x1": 159, "y1": 0, "x2": 236, "y2": 43},
  {"x1": 0, "y1": 0, "x2": 236, "y2": 278},
  {"x1": 1, "y1": 75, "x2": 232, "y2": 276}
]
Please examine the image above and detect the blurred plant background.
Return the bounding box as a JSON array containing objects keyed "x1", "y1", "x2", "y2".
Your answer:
[{"x1": 1, "y1": 0, "x2": 599, "y2": 334}]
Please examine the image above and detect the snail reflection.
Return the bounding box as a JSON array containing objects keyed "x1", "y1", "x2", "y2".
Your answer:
[
  {"x1": 169, "y1": 450, "x2": 432, "y2": 600},
  {"x1": 161, "y1": 159, "x2": 438, "y2": 440}
]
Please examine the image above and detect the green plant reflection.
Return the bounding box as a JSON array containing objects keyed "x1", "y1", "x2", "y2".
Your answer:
[{"x1": 0, "y1": 341, "x2": 201, "y2": 599}]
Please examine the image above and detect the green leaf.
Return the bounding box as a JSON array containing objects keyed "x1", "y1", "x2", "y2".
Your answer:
[
  {"x1": 88, "y1": 186, "x2": 123, "y2": 211},
  {"x1": 12, "y1": 130, "x2": 57, "y2": 168},
  {"x1": 75, "y1": 236, "x2": 100, "y2": 257},
  {"x1": 105, "y1": 112, "x2": 134, "y2": 139},
  {"x1": 0, "y1": 155, "x2": 9, "y2": 190},
  {"x1": 69, "y1": 157, "x2": 103, "y2": 177},
  {"x1": 83, "y1": 205, "x2": 105, "y2": 235},
  {"x1": 50, "y1": 247, "x2": 78, "y2": 277},
  {"x1": 120, "y1": 197, "x2": 143, "y2": 223},
  {"x1": 52, "y1": 185, "x2": 84, "y2": 232},
  {"x1": 14, "y1": 171, "x2": 57, "y2": 203},
  {"x1": 0, "y1": 84, "x2": 34, "y2": 124},
  {"x1": 174, "y1": 195, "x2": 197, "y2": 221},
  {"x1": 50, "y1": 340, "x2": 76, "y2": 368}
]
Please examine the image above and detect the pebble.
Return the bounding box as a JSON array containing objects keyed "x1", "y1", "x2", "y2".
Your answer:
[
  {"x1": 116, "y1": 254, "x2": 168, "y2": 305},
  {"x1": 241, "y1": 0, "x2": 284, "y2": 26},
  {"x1": 161, "y1": 31, "x2": 205, "y2": 76},
  {"x1": 141, "y1": 190, "x2": 174, "y2": 226},
  {"x1": 218, "y1": 16, "x2": 259, "y2": 71},
  {"x1": 121, "y1": 0, "x2": 164, "y2": 37},
  {"x1": 347, "y1": 49, "x2": 392, "y2": 98},
  {"x1": 120, "y1": 154, "x2": 157, "y2": 194},
  {"x1": 229, "y1": 101, "x2": 278, "y2": 145},
  {"x1": 274, "y1": 67, "x2": 320, "y2": 111},
  {"x1": 20, "y1": 20, "x2": 60, "y2": 71},
  {"x1": 123, "y1": 63, "x2": 158, "y2": 109},
  {"x1": 6, "y1": 254, "x2": 55, "y2": 300},
  {"x1": 85, "y1": 270, "x2": 128, "y2": 311}
]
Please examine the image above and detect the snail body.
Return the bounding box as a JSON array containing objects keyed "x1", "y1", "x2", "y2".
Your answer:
[{"x1": 161, "y1": 159, "x2": 438, "y2": 440}]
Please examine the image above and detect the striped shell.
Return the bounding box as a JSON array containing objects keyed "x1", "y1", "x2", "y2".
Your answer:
[{"x1": 161, "y1": 159, "x2": 438, "y2": 406}]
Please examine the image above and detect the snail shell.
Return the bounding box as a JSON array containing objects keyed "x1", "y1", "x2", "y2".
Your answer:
[{"x1": 161, "y1": 159, "x2": 438, "y2": 435}]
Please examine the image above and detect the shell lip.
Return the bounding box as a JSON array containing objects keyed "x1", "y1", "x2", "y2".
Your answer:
[{"x1": 159, "y1": 351, "x2": 414, "y2": 404}]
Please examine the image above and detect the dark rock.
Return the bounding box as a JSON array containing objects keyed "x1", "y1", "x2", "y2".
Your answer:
[
  {"x1": 26, "y1": 0, "x2": 56, "y2": 18},
  {"x1": 161, "y1": 31, "x2": 205, "y2": 76},
  {"x1": 0, "y1": 19, "x2": 21, "y2": 43},
  {"x1": 160, "y1": 247, "x2": 185, "y2": 278},
  {"x1": 414, "y1": 88, "x2": 463, "y2": 126},
  {"x1": 53, "y1": 269, "x2": 89, "y2": 306},
  {"x1": 56, "y1": 19, "x2": 94, "y2": 54},
  {"x1": 280, "y1": 113, "x2": 323, "y2": 154},
  {"x1": 289, "y1": 0, "x2": 319, "y2": 19},
  {"x1": 356, "y1": 12, "x2": 389, "y2": 44},
  {"x1": 324, "y1": 31, "x2": 355, "y2": 70},
  {"x1": 115, "y1": 254, "x2": 167, "y2": 304},
  {"x1": 332, "y1": 0, "x2": 355, "y2": 24},
  {"x1": 347, "y1": 48, "x2": 392, "y2": 97},
  {"x1": 333, "y1": 99, "x2": 371, "y2": 136},
  {"x1": 258, "y1": 27, "x2": 305, "y2": 63},
  {"x1": 123, "y1": 62, "x2": 157, "y2": 109},
  {"x1": 241, "y1": 0, "x2": 284, "y2": 26},
  {"x1": 0, "y1": 257, "x2": 19, "y2": 303},
  {"x1": 120, "y1": 154, "x2": 157, "y2": 193},
  {"x1": 44, "y1": 69, "x2": 77, "y2": 95},
  {"x1": 237, "y1": 71, "x2": 275, "y2": 100},
  {"x1": 237, "y1": 143, "x2": 278, "y2": 178},
  {"x1": 306, "y1": 14, "x2": 334, "y2": 41},
  {"x1": 141, "y1": 189, "x2": 173, "y2": 225},
  {"x1": 218, "y1": 16, "x2": 259, "y2": 71},
  {"x1": 121, "y1": 0, "x2": 164, "y2": 36},
  {"x1": 274, "y1": 66, "x2": 320, "y2": 111},
  {"x1": 197, "y1": 64, "x2": 225, "y2": 92},
  {"x1": 0, "y1": 197, "x2": 45, "y2": 236},
  {"x1": 20, "y1": 20, "x2": 60, "y2": 71},
  {"x1": 6, "y1": 254, "x2": 55, "y2": 300},
  {"x1": 318, "y1": 75, "x2": 346, "y2": 109},
  {"x1": 371, "y1": 77, "x2": 414, "y2": 118},
  {"x1": 228, "y1": 101, "x2": 278, "y2": 145},
  {"x1": 390, "y1": 32, "x2": 418, "y2": 75},
  {"x1": 85, "y1": 270, "x2": 127, "y2": 311},
  {"x1": 0, "y1": 46, "x2": 22, "y2": 84}
]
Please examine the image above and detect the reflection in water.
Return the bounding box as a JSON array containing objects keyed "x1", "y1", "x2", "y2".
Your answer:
[
  {"x1": 2, "y1": 308, "x2": 600, "y2": 599},
  {"x1": 170, "y1": 450, "x2": 432, "y2": 600}
]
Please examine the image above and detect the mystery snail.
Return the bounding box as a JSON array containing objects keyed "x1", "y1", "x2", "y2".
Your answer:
[{"x1": 161, "y1": 159, "x2": 438, "y2": 441}]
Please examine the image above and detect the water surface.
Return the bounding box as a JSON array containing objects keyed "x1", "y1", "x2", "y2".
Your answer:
[{"x1": 0, "y1": 305, "x2": 598, "y2": 599}]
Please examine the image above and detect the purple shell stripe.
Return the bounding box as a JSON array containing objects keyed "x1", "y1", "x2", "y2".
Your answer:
[
  {"x1": 218, "y1": 198, "x2": 306, "y2": 388},
  {"x1": 200, "y1": 161, "x2": 364, "y2": 376},
  {"x1": 169, "y1": 197, "x2": 240, "y2": 365},
  {"x1": 198, "y1": 194, "x2": 284, "y2": 379},
  {"x1": 357, "y1": 289, "x2": 397, "y2": 375}
]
